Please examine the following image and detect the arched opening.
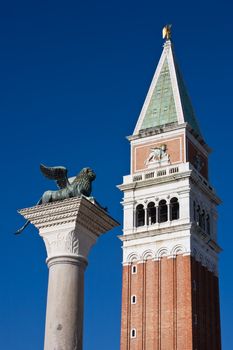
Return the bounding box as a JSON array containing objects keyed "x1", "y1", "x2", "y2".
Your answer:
[
  {"x1": 131, "y1": 328, "x2": 136, "y2": 338},
  {"x1": 131, "y1": 295, "x2": 137, "y2": 304},
  {"x1": 206, "y1": 214, "x2": 210, "y2": 235},
  {"x1": 131, "y1": 265, "x2": 137, "y2": 274},
  {"x1": 158, "y1": 200, "x2": 168, "y2": 223},
  {"x1": 201, "y1": 210, "x2": 206, "y2": 230},
  {"x1": 135, "y1": 204, "x2": 145, "y2": 227},
  {"x1": 147, "y1": 202, "x2": 156, "y2": 225},
  {"x1": 170, "y1": 197, "x2": 179, "y2": 220},
  {"x1": 193, "y1": 201, "x2": 196, "y2": 221},
  {"x1": 197, "y1": 205, "x2": 201, "y2": 226}
]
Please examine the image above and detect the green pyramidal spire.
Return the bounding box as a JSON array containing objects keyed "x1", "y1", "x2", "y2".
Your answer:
[
  {"x1": 140, "y1": 58, "x2": 177, "y2": 129},
  {"x1": 134, "y1": 40, "x2": 202, "y2": 137}
]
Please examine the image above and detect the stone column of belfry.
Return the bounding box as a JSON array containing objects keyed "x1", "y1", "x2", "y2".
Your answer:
[{"x1": 19, "y1": 196, "x2": 119, "y2": 350}]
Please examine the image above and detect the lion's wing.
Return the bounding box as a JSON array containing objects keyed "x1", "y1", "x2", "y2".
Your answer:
[{"x1": 40, "y1": 164, "x2": 69, "y2": 189}]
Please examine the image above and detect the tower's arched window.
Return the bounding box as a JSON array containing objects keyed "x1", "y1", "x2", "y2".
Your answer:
[
  {"x1": 201, "y1": 210, "x2": 206, "y2": 230},
  {"x1": 206, "y1": 214, "x2": 210, "y2": 235},
  {"x1": 193, "y1": 201, "x2": 196, "y2": 221},
  {"x1": 147, "y1": 202, "x2": 156, "y2": 225},
  {"x1": 170, "y1": 197, "x2": 179, "y2": 220},
  {"x1": 136, "y1": 204, "x2": 145, "y2": 227},
  {"x1": 197, "y1": 205, "x2": 201, "y2": 226},
  {"x1": 131, "y1": 328, "x2": 137, "y2": 338},
  {"x1": 158, "y1": 200, "x2": 168, "y2": 223}
]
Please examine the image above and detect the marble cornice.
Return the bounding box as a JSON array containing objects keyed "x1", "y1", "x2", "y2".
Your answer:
[{"x1": 19, "y1": 196, "x2": 120, "y2": 235}]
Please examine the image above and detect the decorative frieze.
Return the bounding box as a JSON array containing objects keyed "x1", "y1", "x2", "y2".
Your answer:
[{"x1": 122, "y1": 234, "x2": 219, "y2": 275}]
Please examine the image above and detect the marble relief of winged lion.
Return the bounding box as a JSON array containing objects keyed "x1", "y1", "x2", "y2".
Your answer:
[{"x1": 15, "y1": 164, "x2": 96, "y2": 234}]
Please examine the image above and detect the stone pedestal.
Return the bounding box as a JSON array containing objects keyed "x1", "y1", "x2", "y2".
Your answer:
[{"x1": 19, "y1": 196, "x2": 119, "y2": 350}]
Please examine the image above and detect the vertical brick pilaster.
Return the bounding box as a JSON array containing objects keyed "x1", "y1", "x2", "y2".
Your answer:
[
  {"x1": 205, "y1": 269, "x2": 211, "y2": 350},
  {"x1": 176, "y1": 255, "x2": 193, "y2": 350},
  {"x1": 145, "y1": 259, "x2": 156, "y2": 349},
  {"x1": 198, "y1": 263, "x2": 205, "y2": 349},
  {"x1": 209, "y1": 270, "x2": 216, "y2": 350},
  {"x1": 191, "y1": 258, "x2": 198, "y2": 350},
  {"x1": 214, "y1": 276, "x2": 221, "y2": 350},
  {"x1": 130, "y1": 262, "x2": 144, "y2": 350},
  {"x1": 173, "y1": 257, "x2": 177, "y2": 350},
  {"x1": 120, "y1": 265, "x2": 131, "y2": 350},
  {"x1": 160, "y1": 257, "x2": 174, "y2": 350}
]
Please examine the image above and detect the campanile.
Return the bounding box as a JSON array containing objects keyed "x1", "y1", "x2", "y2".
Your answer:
[{"x1": 118, "y1": 28, "x2": 222, "y2": 350}]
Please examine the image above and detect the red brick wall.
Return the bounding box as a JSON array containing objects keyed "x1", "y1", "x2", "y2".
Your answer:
[
  {"x1": 187, "y1": 139, "x2": 208, "y2": 179},
  {"x1": 120, "y1": 256, "x2": 221, "y2": 350},
  {"x1": 191, "y1": 257, "x2": 221, "y2": 350}
]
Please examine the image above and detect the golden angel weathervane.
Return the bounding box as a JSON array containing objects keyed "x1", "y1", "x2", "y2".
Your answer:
[{"x1": 162, "y1": 24, "x2": 172, "y2": 40}]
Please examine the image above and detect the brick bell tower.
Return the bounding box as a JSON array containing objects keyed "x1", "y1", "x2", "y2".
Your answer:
[{"x1": 118, "y1": 27, "x2": 222, "y2": 350}]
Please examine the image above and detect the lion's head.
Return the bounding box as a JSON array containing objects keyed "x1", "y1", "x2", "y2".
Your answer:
[
  {"x1": 73, "y1": 167, "x2": 96, "y2": 197},
  {"x1": 79, "y1": 167, "x2": 96, "y2": 181}
]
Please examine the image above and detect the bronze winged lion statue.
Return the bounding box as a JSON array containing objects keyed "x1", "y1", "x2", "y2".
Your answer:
[{"x1": 15, "y1": 164, "x2": 96, "y2": 234}]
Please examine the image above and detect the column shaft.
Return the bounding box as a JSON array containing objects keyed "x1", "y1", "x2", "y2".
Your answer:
[
  {"x1": 44, "y1": 257, "x2": 86, "y2": 350},
  {"x1": 18, "y1": 197, "x2": 119, "y2": 350}
]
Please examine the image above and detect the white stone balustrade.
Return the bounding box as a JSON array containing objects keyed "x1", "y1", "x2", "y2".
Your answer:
[{"x1": 123, "y1": 162, "x2": 216, "y2": 194}]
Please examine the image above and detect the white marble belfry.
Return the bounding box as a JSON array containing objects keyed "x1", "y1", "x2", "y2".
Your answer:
[{"x1": 19, "y1": 196, "x2": 119, "y2": 350}]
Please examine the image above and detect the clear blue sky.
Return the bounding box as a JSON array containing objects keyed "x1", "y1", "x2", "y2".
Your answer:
[{"x1": 0, "y1": 0, "x2": 232, "y2": 349}]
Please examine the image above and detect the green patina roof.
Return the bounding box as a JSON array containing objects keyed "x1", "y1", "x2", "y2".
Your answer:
[
  {"x1": 140, "y1": 48, "x2": 202, "y2": 137},
  {"x1": 141, "y1": 59, "x2": 177, "y2": 130},
  {"x1": 174, "y1": 59, "x2": 202, "y2": 136}
]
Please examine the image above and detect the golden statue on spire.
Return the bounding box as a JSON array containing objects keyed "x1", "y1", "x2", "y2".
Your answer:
[{"x1": 162, "y1": 24, "x2": 172, "y2": 40}]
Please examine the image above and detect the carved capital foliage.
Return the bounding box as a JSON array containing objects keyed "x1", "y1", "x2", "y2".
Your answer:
[
  {"x1": 40, "y1": 228, "x2": 96, "y2": 262},
  {"x1": 65, "y1": 230, "x2": 79, "y2": 254}
]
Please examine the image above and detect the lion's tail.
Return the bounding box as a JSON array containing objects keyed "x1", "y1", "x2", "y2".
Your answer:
[{"x1": 15, "y1": 198, "x2": 42, "y2": 235}]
